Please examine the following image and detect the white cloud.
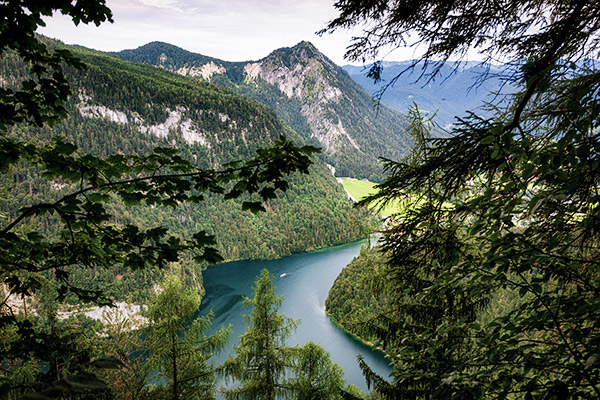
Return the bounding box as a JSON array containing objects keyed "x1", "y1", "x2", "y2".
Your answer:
[
  {"x1": 137, "y1": 0, "x2": 180, "y2": 9},
  {"x1": 38, "y1": 0, "x2": 407, "y2": 66}
]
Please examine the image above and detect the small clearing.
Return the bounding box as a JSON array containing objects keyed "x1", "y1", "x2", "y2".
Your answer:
[{"x1": 341, "y1": 178, "x2": 402, "y2": 217}]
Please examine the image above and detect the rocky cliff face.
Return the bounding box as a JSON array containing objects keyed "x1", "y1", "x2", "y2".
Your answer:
[
  {"x1": 116, "y1": 41, "x2": 412, "y2": 180},
  {"x1": 243, "y1": 43, "x2": 361, "y2": 155}
]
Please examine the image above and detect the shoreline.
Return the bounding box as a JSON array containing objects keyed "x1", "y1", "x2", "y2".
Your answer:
[
  {"x1": 211, "y1": 237, "x2": 369, "y2": 267},
  {"x1": 325, "y1": 309, "x2": 394, "y2": 363}
]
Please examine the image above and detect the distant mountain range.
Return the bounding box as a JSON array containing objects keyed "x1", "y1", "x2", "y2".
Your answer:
[
  {"x1": 343, "y1": 61, "x2": 514, "y2": 129},
  {"x1": 115, "y1": 41, "x2": 412, "y2": 180}
]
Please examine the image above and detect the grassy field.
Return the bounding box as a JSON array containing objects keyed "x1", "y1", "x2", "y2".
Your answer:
[{"x1": 341, "y1": 179, "x2": 402, "y2": 217}]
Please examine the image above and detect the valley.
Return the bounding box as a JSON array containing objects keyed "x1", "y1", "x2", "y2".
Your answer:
[
  {"x1": 1, "y1": 41, "x2": 378, "y2": 302},
  {"x1": 4, "y1": 0, "x2": 592, "y2": 396},
  {"x1": 1, "y1": 35, "x2": 403, "y2": 398},
  {"x1": 341, "y1": 178, "x2": 402, "y2": 217}
]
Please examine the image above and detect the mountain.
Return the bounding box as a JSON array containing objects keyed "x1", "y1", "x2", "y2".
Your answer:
[
  {"x1": 115, "y1": 41, "x2": 413, "y2": 181},
  {"x1": 2, "y1": 42, "x2": 372, "y2": 301},
  {"x1": 343, "y1": 61, "x2": 512, "y2": 129}
]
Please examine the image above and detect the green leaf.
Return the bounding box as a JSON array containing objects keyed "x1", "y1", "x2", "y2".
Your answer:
[
  {"x1": 86, "y1": 193, "x2": 111, "y2": 203},
  {"x1": 481, "y1": 135, "x2": 495, "y2": 145},
  {"x1": 241, "y1": 201, "x2": 266, "y2": 214}
]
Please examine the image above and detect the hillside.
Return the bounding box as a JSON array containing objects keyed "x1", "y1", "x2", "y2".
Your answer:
[
  {"x1": 343, "y1": 61, "x2": 511, "y2": 128},
  {"x1": 115, "y1": 41, "x2": 413, "y2": 181},
  {"x1": 1, "y1": 42, "x2": 372, "y2": 301},
  {"x1": 325, "y1": 245, "x2": 389, "y2": 351}
]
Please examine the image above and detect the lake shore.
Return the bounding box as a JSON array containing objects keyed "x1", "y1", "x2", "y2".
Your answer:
[{"x1": 325, "y1": 309, "x2": 394, "y2": 363}]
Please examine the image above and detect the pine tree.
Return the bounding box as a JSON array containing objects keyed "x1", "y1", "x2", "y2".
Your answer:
[
  {"x1": 146, "y1": 275, "x2": 230, "y2": 400},
  {"x1": 222, "y1": 269, "x2": 298, "y2": 400},
  {"x1": 289, "y1": 341, "x2": 345, "y2": 400},
  {"x1": 98, "y1": 303, "x2": 152, "y2": 400}
]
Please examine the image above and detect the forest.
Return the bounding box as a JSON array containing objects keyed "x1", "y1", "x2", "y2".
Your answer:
[
  {"x1": 3, "y1": 0, "x2": 600, "y2": 399},
  {"x1": 115, "y1": 40, "x2": 413, "y2": 182}
]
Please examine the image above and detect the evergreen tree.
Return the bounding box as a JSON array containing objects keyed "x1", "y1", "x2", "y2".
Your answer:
[
  {"x1": 146, "y1": 275, "x2": 229, "y2": 400},
  {"x1": 289, "y1": 341, "x2": 345, "y2": 400},
  {"x1": 222, "y1": 269, "x2": 298, "y2": 400},
  {"x1": 98, "y1": 303, "x2": 152, "y2": 400},
  {"x1": 324, "y1": 0, "x2": 600, "y2": 398}
]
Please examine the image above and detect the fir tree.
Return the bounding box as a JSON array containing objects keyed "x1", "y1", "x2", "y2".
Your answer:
[
  {"x1": 222, "y1": 269, "x2": 298, "y2": 400},
  {"x1": 146, "y1": 275, "x2": 230, "y2": 400}
]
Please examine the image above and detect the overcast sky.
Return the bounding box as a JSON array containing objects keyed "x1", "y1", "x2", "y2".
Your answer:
[{"x1": 38, "y1": 0, "x2": 408, "y2": 66}]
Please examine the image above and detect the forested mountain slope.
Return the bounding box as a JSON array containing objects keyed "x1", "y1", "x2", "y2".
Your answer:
[
  {"x1": 1, "y1": 42, "x2": 371, "y2": 301},
  {"x1": 325, "y1": 245, "x2": 389, "y2": 351},
  {"x1": 116, "y1": 41, "x2": 412, "y2": 181}
]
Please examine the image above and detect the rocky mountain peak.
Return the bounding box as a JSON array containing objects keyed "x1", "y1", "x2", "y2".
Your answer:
[{"x1": 115, "y1": 41, "x2": 411, "y2": 180}]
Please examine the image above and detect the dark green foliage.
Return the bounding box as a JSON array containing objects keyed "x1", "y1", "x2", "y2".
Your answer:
[
  {"x1": 325, "y1": 0, "x2": 600, "y2": 398},
  {"x1": 222, "y1": 269, "x2": 298, "y2": 400},
  {"x1": 1, "y1": 130, "x2": 319, "y2": 301},
  {"x1": 97, "y1": 305, "x2": 153, "y2": 400},
  {"x1": 0, "y1": 128, "x2": 318, "y2": 397},
  {"x1": 222, "y1": 269, "x2": 349, "y2": 399}
]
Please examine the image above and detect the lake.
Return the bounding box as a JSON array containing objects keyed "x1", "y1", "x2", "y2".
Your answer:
[{"x1": 199, "y1": 240, "x2": 394, "y2": 393}]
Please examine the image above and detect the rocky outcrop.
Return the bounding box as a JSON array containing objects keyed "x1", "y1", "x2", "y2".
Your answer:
[
  {"x1": 176, "y1": 61, "x2": 226, "y2": 80},
  {"x1": 77, "y1": 91, "x2": 211, "y2": 146},
  {"x1": 243, "y1": 43, "x2": 357, "y2": 155}
]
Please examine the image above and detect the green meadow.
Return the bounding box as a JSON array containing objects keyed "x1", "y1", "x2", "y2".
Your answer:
[{"x1": 341, "y1": 178, "x2": 402, "y2": 217}]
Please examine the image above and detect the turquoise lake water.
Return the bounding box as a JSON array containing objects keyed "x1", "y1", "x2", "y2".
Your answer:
[{"x1": 199, "y1": 240, "x2": 394, "y2": 393}]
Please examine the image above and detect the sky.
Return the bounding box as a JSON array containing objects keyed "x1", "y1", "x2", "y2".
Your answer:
[{"x1": 38, "y1": 0, "x2": 404, "y2": 66}]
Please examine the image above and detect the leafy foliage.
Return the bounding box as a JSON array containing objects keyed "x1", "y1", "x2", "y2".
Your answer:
[
  {"x1": 97, "y1": 303, "x2": 153, "y2": 400},
  {"x1": 1, "y1": 132, "x2": 319, "y2": 301}
]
